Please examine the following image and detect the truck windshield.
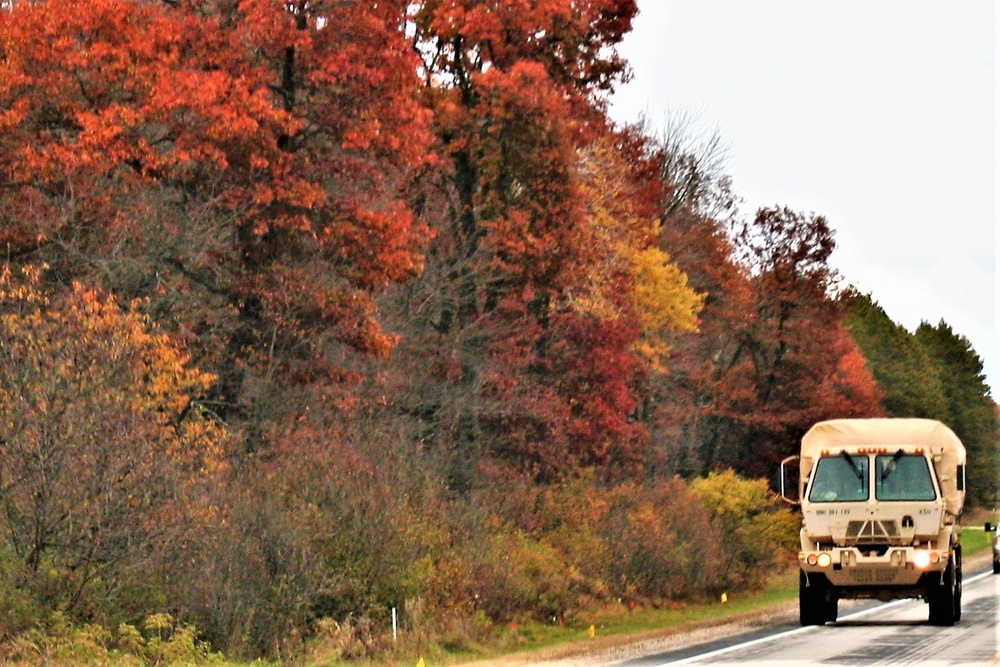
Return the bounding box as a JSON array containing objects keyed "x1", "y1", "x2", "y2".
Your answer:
[
  {"x1": 808, "y1": 454, "x2": 869, "y2": 502},
  {"x1": 876, "y1": 453, "x2": 936, "y2": 501}
]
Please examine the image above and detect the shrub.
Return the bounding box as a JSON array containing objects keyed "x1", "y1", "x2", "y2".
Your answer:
[
  {"x1": 481, "y1": 532, "x2": 573, "y2": 623},
  {"x1": 0, "y1": 271, "x2": 226, "y2": 628},
  {"x1": 0, "y1": 612, "x2": 220, "y2": 667},
  {"x1": 602, "y1": 478, "x2": 725, "y2": 601},
  {"x1": 0, "y1": 539, "x2": 41, "y2": 641},
  {"x1": 690, "y1": 469, "x2": 799, "y2": 589}
]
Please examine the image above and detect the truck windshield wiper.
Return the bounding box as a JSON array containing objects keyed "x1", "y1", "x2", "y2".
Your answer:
[
  {"x1": 881, "y1": 448, "x2": 905, "y2": 482},
  {"x1": 840, "y1": 450, "x2": 864, "y2": 482}
]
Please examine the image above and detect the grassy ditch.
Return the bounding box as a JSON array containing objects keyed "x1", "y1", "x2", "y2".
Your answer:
[{"x1": 338, "y1": 568, "x2": 801, "y2": 667}]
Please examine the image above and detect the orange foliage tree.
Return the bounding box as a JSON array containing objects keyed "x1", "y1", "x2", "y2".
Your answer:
[
  {"x1": 0, "y1": 265, "x2": 225, "y2": 623},
  {"x1": 660, "y1": 206, "x2": 883, "y2": 477},
  {"x1": 722, "y1": 207, "x2": 883, "y2": 474},
  {"x1": 0, "y1": 0, "x2": 433, "y2": 450}
]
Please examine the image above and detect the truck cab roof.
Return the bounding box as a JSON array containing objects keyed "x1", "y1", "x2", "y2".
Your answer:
[{"x1": 800, "y1": 418, "x2": 966, "y2": 516}]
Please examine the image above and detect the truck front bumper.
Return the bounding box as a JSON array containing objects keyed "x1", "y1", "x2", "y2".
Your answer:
[{"x1": 799, "y1": 546, "x2": 950, "y2": 588}]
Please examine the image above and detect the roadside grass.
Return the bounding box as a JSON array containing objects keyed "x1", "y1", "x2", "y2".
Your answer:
[
  {"x1": 366, "y1": 570, "x2": 802, "y2": 667},
  {"x1": 570, "y1": 573, "x2": 799, "y2": 641},
  {"x1": 388, "y1": 512, "x2": 1000, "y2": 667},
  {"x1": 962, "y1": 518, "x2": 998, "y2": 553}
]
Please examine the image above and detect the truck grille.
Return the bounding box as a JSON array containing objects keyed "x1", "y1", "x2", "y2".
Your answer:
[{"x1": 846, "y1": 520, "x2": 899, "y2": 543}]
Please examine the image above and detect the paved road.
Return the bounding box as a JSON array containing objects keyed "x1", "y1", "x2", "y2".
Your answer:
[{"x1": 618, "y1": 568, "x2": 998, "y2": 666}]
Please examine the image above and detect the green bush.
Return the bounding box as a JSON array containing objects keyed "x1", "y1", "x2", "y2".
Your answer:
[
  {"x1": 0, "y1": 539, "x2": 42, "y2": 641},
  {"x1": 488, "y1": 531, "x2": 573, "y2": 622},
  {"x1": 1, "y1": 612, "x2": 221, "y2": 667}
]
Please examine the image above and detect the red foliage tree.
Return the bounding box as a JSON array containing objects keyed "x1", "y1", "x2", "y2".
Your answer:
[
  {"x1": 649, "y1": 181, "x2": 883, "y2": 477},
  {"x1": 384, "y1": 0, "x2": 642, "y2": 481},
  {"x1": 703, "y1": 207, "x2": 883, "y2": 476},
  {"x1": 0, "y1": 0, "x2": 433, "y2": 445}
]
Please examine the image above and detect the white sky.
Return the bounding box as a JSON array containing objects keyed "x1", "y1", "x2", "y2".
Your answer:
[{"x1": 609, "y1": 0, "x2": 998, "y2": 397}]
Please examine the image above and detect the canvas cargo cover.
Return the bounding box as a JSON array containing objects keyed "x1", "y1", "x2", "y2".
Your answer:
[{"x1": 800, "y1": 418, "x2": 966, "y2": 515}]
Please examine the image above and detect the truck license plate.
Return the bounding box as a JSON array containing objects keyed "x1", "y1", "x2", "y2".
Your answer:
[{"x1": 848, "y1": 569, "x2": 897, "y2": 584}]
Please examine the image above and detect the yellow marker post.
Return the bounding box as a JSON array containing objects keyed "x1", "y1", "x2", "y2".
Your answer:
[
  {"x1": 588, "y1": 624, "x2": 596, "y2": 638},
  {"x1": 416, "y1": 658, "x2": 425, "y2": 667},
  {"x1": 721, "y1": 592, "x2": 728, "y2": 603}
]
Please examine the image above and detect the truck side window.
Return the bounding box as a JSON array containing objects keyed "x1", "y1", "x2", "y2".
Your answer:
[
  {"x1": 808, "y1": 455, "x2": 869, "y2": 502},
  {"x1": 876, "y1": 454, "x2": 936, "y2": 501}
]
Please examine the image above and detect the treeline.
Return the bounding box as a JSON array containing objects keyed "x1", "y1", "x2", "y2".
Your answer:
[
  {"x1": 843, "y1": 293, "x2": 997, "y2": 510},
  {"x1": 0, "y1": 0, "x2": 995, "y2": 662}
]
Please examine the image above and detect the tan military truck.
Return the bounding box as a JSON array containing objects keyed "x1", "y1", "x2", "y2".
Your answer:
[{"x1": 780, "y1": 418, "x2": 966, "y2": 626}]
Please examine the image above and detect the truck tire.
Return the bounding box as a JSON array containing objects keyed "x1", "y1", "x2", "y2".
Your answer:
[
  {"x1": 927, "y1": 556, "x2": 957, "y2": 626},
  {"x1": 953, "y1": 547, "x2": 962, "y2": 622},
  {"x1": 799, "y1": 571, "x2": 836, "y2": 626},
  {"x1": 826, "y1": 586, "x2": 839, "y2": 623}
]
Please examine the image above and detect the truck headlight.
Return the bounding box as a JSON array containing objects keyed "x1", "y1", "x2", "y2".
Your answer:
[
  {"x1": 805, "y1": 552, "x2": 833, "y2": 568},
  {"x1": 913, "y1": 550, "x2": 931, "y2": 569}
]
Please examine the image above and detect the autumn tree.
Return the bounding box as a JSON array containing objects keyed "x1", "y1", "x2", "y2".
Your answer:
[
  {"x1": 613, "y1": 115, "x2": 770, "y2": 478},
  {"x1": 0, "y1": 0, "x2": 433, "y2": 455},
  {"x1": 558, "y1": 132, "x2": 704, "y2": 476},
  {"x1": 650, "y1": 189, "x2": 882, "y2": 476},
  {"x1": 573, "y1": 134, "x2": 702, "y2": 367},
  {"x1": 0, "y1": 265, "x2": 225, "y2": 628},
  {"x1": 0, "y1": 4, "x2": 437, "y2": 650},
  {"x1": 709, "y1": 207, "x2": 882, "y2": 475},
  {"x1": 379, "y1": 0, "x2": 644, "y2": 482}
]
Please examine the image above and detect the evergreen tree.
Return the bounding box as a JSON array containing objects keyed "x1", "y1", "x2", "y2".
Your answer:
[
  {"x1": 843, "y1": 291, "x2": 998, "y2": 507},
  {"x1": 914, "y1": 321, "x2": 998, "y2": 507},
  {"x1": 842, "y1": 290, "x2": 949, "y2": 419}
]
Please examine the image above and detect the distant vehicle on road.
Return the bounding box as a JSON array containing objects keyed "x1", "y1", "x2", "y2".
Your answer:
[{"x1": 992, "y1": 528, "x2": 999, "y2": 574}]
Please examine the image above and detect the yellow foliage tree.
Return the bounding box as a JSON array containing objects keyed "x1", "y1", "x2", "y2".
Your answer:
[
  {"x1": 571, "y1": 136, "x2": 704, "y2": 372},
  {"x1": 628, "y1": 242, "x2": 703, "y2": 372}
]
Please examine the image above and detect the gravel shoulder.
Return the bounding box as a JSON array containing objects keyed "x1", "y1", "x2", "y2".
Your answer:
[{"x1": 450, "y1": 601, "x2": 799, "y2": 667}]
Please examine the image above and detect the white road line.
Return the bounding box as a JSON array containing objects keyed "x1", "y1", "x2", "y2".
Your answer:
[{"x1": 647, "y1": 570, "x2": 994, "y2": 666}]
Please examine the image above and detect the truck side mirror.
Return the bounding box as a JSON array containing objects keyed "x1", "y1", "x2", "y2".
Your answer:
[{"x1": 780, "y1": 455, "x2": 801, "y2": 505}]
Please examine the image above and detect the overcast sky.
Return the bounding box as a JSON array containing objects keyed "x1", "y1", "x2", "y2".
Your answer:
[{"x1": 608, "y1": 0, "x2": 997, "y2": 396}]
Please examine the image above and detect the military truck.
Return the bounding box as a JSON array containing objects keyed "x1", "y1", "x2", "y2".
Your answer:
[{"x1": 780, "y1": 418, "x2": 966, "y2": 626}]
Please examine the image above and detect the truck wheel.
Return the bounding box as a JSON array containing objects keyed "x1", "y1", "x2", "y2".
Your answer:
[
  {"x1": 927, "y1": 557, "x2": 957, "y2": 626},
  {"x1": 826, "y1": 587, "x2": 839, "y2": 623},
  {"x1": 799, "y1": 571, "x2": 834, "y2": 626},
  {"x1": 953, "y1": 547, "x2": 962, "y2": 623}
]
